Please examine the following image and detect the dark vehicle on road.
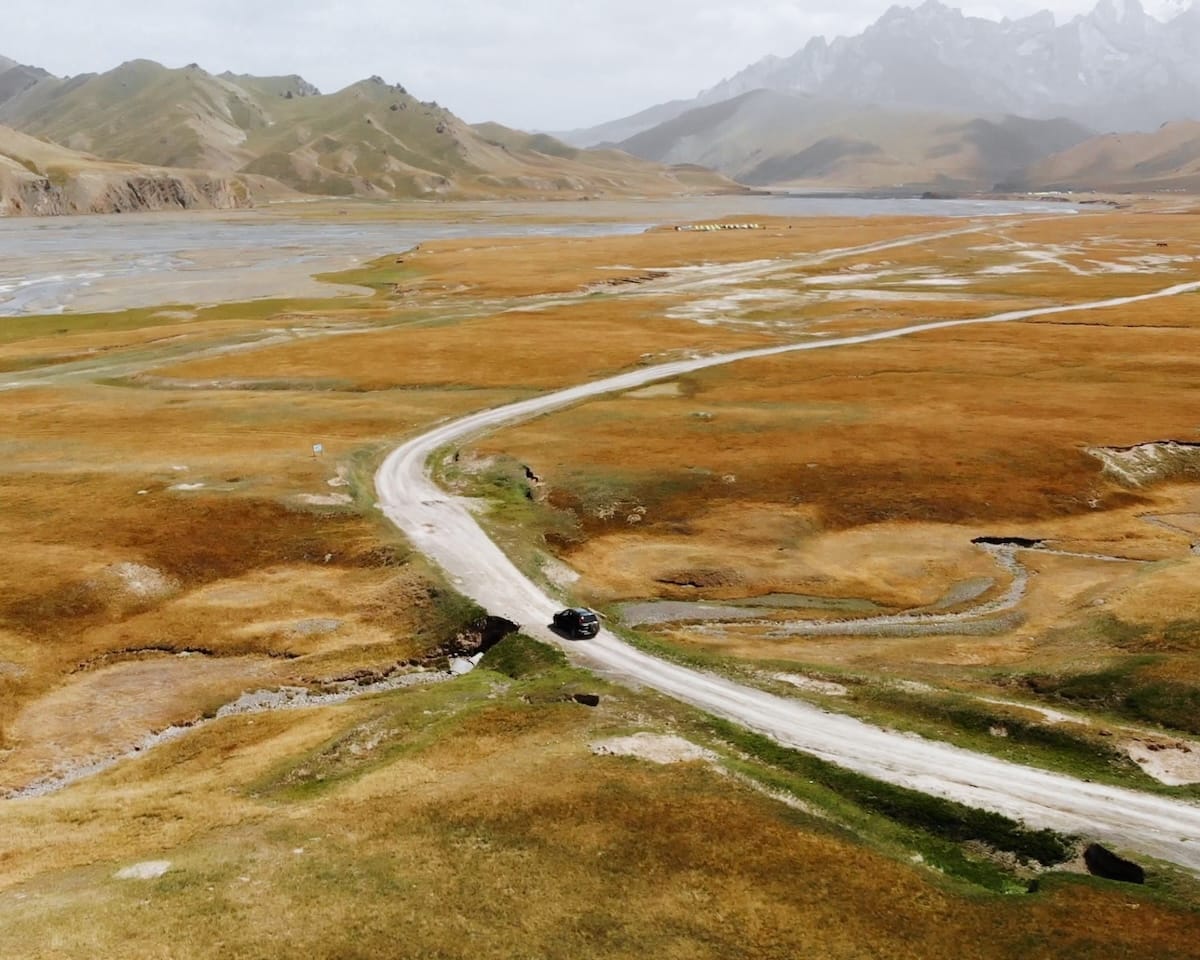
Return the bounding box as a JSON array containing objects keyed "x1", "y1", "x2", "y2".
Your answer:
[{"x1": 553, "y1": 607, "x2": 600, "y2": 639}]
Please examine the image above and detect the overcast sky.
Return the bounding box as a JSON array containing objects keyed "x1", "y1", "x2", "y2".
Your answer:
[{"x1": 2, "y1": 0, "x2": 1192, "y2": 130}]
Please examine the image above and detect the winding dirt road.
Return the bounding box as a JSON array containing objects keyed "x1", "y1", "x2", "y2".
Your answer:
[{"x1": 377, "y1": 276, "x2": 1200, "y2": 873}]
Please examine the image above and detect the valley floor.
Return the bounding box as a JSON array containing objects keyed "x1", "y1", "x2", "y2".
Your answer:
[{"x1": 2, "y1": 199, "x2": 1200, "y2": 957}]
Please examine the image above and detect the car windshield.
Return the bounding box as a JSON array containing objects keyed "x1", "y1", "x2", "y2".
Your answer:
[{"x1": 578, "y1": 612, "x2": 597, "y2": 622}]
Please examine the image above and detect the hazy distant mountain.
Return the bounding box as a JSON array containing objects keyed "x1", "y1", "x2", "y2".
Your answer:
[
  {"x1": 0, "y1": 55, "x2": 50, "y2": 110},
  {"x1": 0, "y1": 123, "x2": 277, "y2": 216},
  {"x1": 0, "y1": 60, "x2": 737, "y2": 202},
  {"x1": 552, "y1": 98, "x2": 697, "y2": 151},
  {"x1": 566, "y1": 0, "x2": 1200, "y2": 149},
  {"x1": 1016, "y1": 120, "x2": 1200, "y2": 192},
  {"x1": 700, "y1": 0, "x2": 1200, "y2": 132},
  {"x1": 617, "y1": 89, "x2": 1092, "y2": 191}
]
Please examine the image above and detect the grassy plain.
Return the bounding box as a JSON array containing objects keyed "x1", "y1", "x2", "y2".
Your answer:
[
  {"x1": 5, "y1": 638, "x2": 1200, "y2": 959},
  {"x1": 3, "y1": 204, "x2": 1200, "y2": 955}
]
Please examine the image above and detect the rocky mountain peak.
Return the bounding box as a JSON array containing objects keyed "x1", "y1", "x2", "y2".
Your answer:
[
  {"x1": 1089, "y1": 0, "x2": 1150, "y2": 26},
  {"x1": 694, "y1": 0, "x2": 1199, "y2": 131}
]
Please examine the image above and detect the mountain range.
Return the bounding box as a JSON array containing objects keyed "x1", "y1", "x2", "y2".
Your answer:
[
  {"x1": 0, "y1": 58, "x2": 734, "y2": 214},
  {"x1": 617, "y1": 89, "x2": 1094, "y2": 192},
  {"x1": 564, "y1": 0, "x2": 1200, "y2": 148},
  {"x1": 4, "y1": 0, "x2": 1200, "y2": 217},
  {"x1": 552, "y1": 0, "x2": 1200, "y2": 193}
]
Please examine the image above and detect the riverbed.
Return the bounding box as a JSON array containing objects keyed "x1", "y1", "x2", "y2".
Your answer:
[{"x1": 0, "y1": 196, "x2": 1078, "y2": 317}]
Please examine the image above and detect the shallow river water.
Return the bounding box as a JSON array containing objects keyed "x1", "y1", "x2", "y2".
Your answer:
[{"x1": 0, "y1": 195, "x2": 1078, "y2": 317}]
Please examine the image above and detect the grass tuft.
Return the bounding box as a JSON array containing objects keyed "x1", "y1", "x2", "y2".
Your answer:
[{"x1": 479, "y1": 633, "x2": 568, "y2": 679}]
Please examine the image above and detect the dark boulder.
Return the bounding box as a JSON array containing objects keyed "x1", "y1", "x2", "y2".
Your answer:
[
  {"x1": 1084, "y1": 844, "x2": 1145, "y2": 884},
  {"x1": 572, "y1": 694, "x2": 601, "y2": 708}
]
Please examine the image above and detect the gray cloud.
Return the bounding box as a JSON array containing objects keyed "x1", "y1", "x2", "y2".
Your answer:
[{"x1": 1, "y1": 0, "x2": 1182, "y2": 129}]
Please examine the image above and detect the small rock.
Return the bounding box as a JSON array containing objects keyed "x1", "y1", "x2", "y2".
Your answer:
[
  {"x1": 1084, "y1": 843, "x2": 1145, "y2": 884},
  {"x1": 572, "y1": 693, "x2": 601, "y2": 708}
]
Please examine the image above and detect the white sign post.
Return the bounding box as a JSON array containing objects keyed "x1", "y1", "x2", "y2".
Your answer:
[{"x1": 312, "y1": 443, "x2": 324, "y2": 458}]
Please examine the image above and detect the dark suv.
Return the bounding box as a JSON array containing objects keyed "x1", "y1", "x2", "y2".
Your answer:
[{"x1": 553, "y1": 607, "x2": 600, "y2": 639}]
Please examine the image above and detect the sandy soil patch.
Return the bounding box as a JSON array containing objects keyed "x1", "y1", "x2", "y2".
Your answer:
[
  {"x1": 1126, "y1": 739, "x2": 1200, "y2": 785},
  {"x1": 114, "y1": 861, "x2": 171, "y2": 881},
  {"x1": 99, "y1": 562, "x2": 178, "y2": 603},
  {"x1": 1088, "y1": 441, "x2": 1200, "y2": 487},
  {"x1": 539, "y1": 555, "x2": 580, "y2": 588},
  {"x1": 625, "y1": 381, "x2": 683, "y2": 399},
  {"x1": 293, "y1": 492, "x2": 354, "y2": 507},
  {"x1": 773, "y1": 674, "x2": 850, "y2": 697},
  {"x1": 590, "y1": 733, "x2": 716, "y2": 765},
  {"x1": 977, "y1": 697, "x2": 1087, "y2": 726},
  {"x1": 2, "y1": 655, "x2": 283, "y2": 791}
]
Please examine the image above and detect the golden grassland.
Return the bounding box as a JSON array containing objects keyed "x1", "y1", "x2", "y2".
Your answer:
[
  {"x1": 3, "y1": 205, "x2": 1200, "y2": 954},
  {"x1": 6, "y1": 654, "x2": 1200, "y2": 959},
  {"x1": 471, "y1": 290, "x2": 1200, "y2": 709},
  {"x1": 153, "y1": 297, "x2": 777, "y2": 391}
]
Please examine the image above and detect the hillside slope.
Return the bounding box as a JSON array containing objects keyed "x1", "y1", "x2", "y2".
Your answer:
[
  {"x1": 618, "y1": 89, "x2": 1091, "y2": 191},
  {"x1": 0, "y1": 62, "x2": 737, "y2": 200},
  {"x1": 1018, "y1": 121, "x2": 1200, "y2": 192},
  {"x1": 0, "y1": 124, "x2": 280, "y2": 216}
]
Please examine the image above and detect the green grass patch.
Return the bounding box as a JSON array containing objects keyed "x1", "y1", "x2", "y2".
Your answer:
[
  {"x1": 479, "y1": 633, "x2": 568, "y2": 679},
  {"x1": 440, "y1": 452, "x2": 583, "y2": 555},
  {"x1": 849, "y1": 687, "x2": 1143, "y2": 784},
  {"x1": 0, "y1": 293, "x2": 368, "y2": 349},
  {"x1": 0, "y1": 305, "x2": 185, "y2": 345},
  {"x1": 315, "y1": 254, "x2": 423, "y2": 294},
  {"x1": 1024, "y1": 658, "x2": 1200, "y2": 736},
  {"x1": 701, "y1": 716, "x2": 1075, "y2": 869}
]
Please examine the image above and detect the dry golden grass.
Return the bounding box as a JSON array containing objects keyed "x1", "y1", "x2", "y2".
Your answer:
[
  {"x1": 388, "y1": 216, "x2": 973, "y2": 299},
  {"x1": 154, "y1": 297, "x2": 777, "y2": 390},
  {"x1": 477, "y1": 317, "x2": 1200, "y2": 537},
  {"x1": 3, "y1": 668, "x2": 1199, "y2": 959},
  {"x1": 458, "y1": 216, "x2": 1200, "y2": 697},
  {"x1": 0, "y1": 374, "x2": 529, "y2": 771},
  {"x1": 5, "y1": 207, "x2": 1200, "y2": 955}
]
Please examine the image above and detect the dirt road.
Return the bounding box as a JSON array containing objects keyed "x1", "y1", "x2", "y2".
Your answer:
[{"x1": 377, "y1": 273, "x2": 1200, "y2": 873}]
